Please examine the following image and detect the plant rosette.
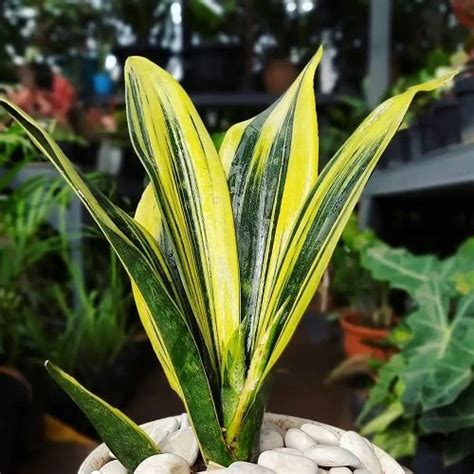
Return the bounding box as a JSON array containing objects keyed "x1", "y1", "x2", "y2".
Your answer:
[
  {"x1": 81, "y1": 413, "x2": 408, "y2": 474},
  {"x1": 0, "y1": 46, "x2": 455, "y2": 474}
]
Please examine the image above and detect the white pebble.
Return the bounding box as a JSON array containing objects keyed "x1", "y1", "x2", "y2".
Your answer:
[
  {"x1": 258, "y1": 450, "x2": 318, "y2": 474},
  {"x1": 147, "y1": 417, "x2": 180, "y2": 444},
  {"x1": 272, "y1": 447, "x2": 302, "y2": 456},
  {"x1": 284, "y1": 428, "x2": 317, "y2": 451},
  {"x1": 300, "y1": 424, "x2": 340, "y2": 446},
  {"x1": 354, "y1": 470, "x2": 373, "y2": 474},
  {"x1": 100, "y1": 459, "x2": 128, "y2": 474},
  {"x1": 179, "y1": 413, "x2": 191, "y2": 429},
  {"x1": 134, "y1": 453, "x2": 190, "y2": 473},
  {"x1": 377, "y1": 450, "x2": 405, "y2": 474},
  {"x1": 329, "y1": 468, "x2": 351, "y2": 474},
  {"x1": 339, "y1": 431, "x2": 381, "y2": 474},
  {"x1": 260, "y1": 429, "x2": 284, "y2": 452},
  {"x1": 227, "y1": 461, "x2": 276, "y2": 472},
  {"x1": 304, "y1": 446, "x2": 361, "y2": 468},
  {"x1": 159, "y1": 426, "x2": 199, "y2": 465}
]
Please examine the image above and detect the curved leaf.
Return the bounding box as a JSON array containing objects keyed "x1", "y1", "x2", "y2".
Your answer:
[
  {"x1": 223, "y1": 72, "x2": 456, "y2": 443},
  {"x1": 0, "y1": 98, "x2": 233, "y2": 466},
  {"x1": 420, "y1": 383, "x2": 474, "y2": 433},
  {"x1": 45, "y1": 361, "x2": 158, "y2": 471},
  {"x1": 126, "y1": 57, "x2": 240, "y2": 370},
  {"x1": 220, "y1": 48, "x2": 322, "y2": 356},
  {"x1": 363, "y1": 242, "x2": 474, "y2": 412}
]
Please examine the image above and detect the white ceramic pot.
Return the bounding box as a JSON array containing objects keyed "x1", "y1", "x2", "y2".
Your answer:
[{"x1": 79, "y1": 412, "x2": 407, "y2": 473}]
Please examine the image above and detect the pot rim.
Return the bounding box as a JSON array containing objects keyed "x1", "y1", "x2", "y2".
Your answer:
[
  {"x1": 340, "y1": 309, "x2": 393, "y2": 338},
  {"x1": 78, "y1": 412, "x2": 405, "y2": 473}
]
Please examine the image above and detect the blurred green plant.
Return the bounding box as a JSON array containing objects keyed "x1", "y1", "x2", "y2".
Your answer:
[
  {"x1": 188, "y1": 0, "x2": 237, "y2": 39},
  {"x1": 0, "y1": 174, "x2": 70, "y2": 365},
  {"x1": 43, "y1": 247, "x2": 131, "y2": 375},
  {"x1": 0, "y1": 122, "x2": 131, "y2": 376},
  {"x1": 359, "y1": 239, "x2": 474, "y2": 465},
  {"x1": 331, "y1": 214, "x2": 392, "y2": 329}
]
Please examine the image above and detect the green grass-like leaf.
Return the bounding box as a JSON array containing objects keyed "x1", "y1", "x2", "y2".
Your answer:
[{"x1": 45, "y1": 361, "x2": 158, "y2": 470}]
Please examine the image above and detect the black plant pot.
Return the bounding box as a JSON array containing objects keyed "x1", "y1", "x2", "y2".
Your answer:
[
  {"x1": 379, "y1": 129, "x2": 411, "y2": 168},
  {"x1": 454, "y1": 76, "x2": 474, "y2": 143},
  {"x1": 0, "y1": 368, "x2": 40, "y2": 474},
  {"x1": 414, "y1": 437, "x2": 474, "y2": 474},
  {"x1": 431, "y1": 96, "x2": 461, "y2": 148},
  {"x1": 114, "y1": 45, "x2": 172, "y2": 71},
  {"x1": 183, "y1": 44, "x2": 245, "y2": 92}
]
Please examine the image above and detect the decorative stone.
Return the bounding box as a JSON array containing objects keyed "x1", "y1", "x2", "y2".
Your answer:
[
  {"x1": 159, "y1": 426, "x2": 199, "y2": 465},
  {"x1": 377, "y1": 450, "x2": 405, "y2": 474},
  {"x1": 134, "y1": 453, "x2": 190, "y2": 474},
  {"x1": 100, "y1": 460, "x2": 128, "y2": 474},
  {"x1": 272, "y1": 447, "x2": 302, "y2": 456},
  {"x1": 300, "y1": 424, "x2": 340, "y2": 446},
  {"x1": 329, "y1": 468, "x2": 351, "y2": 474},
  {"x1": 354, "y1": 470, "x2": 372, "y2": 474},
  {"x1": 339, "y1": 431, "x2": 382, "y2": 474},
  {"x1": 258, "y1": 450, "x2": 318, "y2": 473},
  {"x1": 179, "y1": 413, "x2": 191, "y2": 429},
  {"x1": 260, "y1": 429, "x2": 284, "y2": 452},
  {"x1": 284, "y1": 428, "x2": 317, "y2": 451},
  {"x1": 317, "y1": 470, "x2": 329, "y2": 474},
  {"x1": 303, "y1": 446, "x2": 361, "y2": 468},
  {"x1": 227, "y1": 461, "x2": 276, "y2": 473},
  {"x1": 147, "y1": 417, "x2": 180, "y2": 444}
]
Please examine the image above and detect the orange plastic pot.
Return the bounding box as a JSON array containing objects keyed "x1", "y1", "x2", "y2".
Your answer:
[{"x1": 339, "y1": 310, "x2": 392, "y2": 361}]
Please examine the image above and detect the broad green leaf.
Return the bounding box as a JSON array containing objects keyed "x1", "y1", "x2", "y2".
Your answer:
[
  {"x1": 372, "y1": 421, "x2": 416, "y2": 459},
  {"x1": 45, "y1": 361, "x2": 158, "y2": 471},
  {"x1": 223, "y1": 72, "x2": 456, "y2": 443},
  {"x1": 445, "y1": 238, "x2": 474, "y2": 294},
  {"x1": 0, "y1": 98, "x2": 233, "y2": 466},
  {"x1": 361, "y1": 400, "x2": 404, "y2": 435},
  {"x1": 361, "y1": 243, "x2": 444, "y2": 296},
  {"x1": 359, "y1": 355, "x2": 406, "y2": 423},
  {"x1": 126, "y1": 57, "x2": 240, "y2": 370},
  {"x1": 420, "y1": 383, "x2": 474, "y2": 433},
  {"x1": 363, "y1": 242, "x2": 474, "y2": 412},
  {"x1": 442, "y1": 427, "x2": 474, "y2": 466}
]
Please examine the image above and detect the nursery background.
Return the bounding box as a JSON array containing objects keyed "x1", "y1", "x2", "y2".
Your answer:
[{"x1": 1, "y1": 0, "x2": 474, "y2": 473}]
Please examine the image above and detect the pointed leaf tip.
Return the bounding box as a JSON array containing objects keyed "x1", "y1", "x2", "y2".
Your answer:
[{"x1": 45, "y1": 361, "x2": 159, "y2": 470}]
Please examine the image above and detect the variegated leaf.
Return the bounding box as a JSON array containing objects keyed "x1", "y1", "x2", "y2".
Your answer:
[
  {"x1": 223, "y1": 72, "x2": 456, "y2": 443},
  {"x1": 0, "y1": 98, "x2": 233, "y2": 466},
  {"x1": 45, "y1": 361, "x2": 158, "y2": 470},
  {"x1": 126, "y1": 57, "x2": 240, "y2": 371}
]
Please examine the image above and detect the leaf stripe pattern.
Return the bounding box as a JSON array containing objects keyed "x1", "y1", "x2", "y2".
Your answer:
[
  {"x1": 222, "y1": 72, "x2": 456, "y2": 442},
  {"x1": 0, "y1": 98, "x2": 234, "y2": 466},
  {"x1": 126, "y1": 57, "x2": 240, "y2": 371},
  {"x1": 220, "y1": 48, "x2": 322, "y2": 356}
]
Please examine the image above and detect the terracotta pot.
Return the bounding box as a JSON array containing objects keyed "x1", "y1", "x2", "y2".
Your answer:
[
  {"x1": 78, "y1": 412, "x2": 406, "y2": 473},
  {"x1": 263, "y1": 59, "x2": 299, "y2": 94},
  {"x1": 340, "y1": 310, "x2": 393, "y2": 361}
]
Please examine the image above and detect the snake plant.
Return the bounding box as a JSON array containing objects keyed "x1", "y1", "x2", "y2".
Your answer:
[{"x1": 0, "y1": 49, "x2": 454, "y2": 470}]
